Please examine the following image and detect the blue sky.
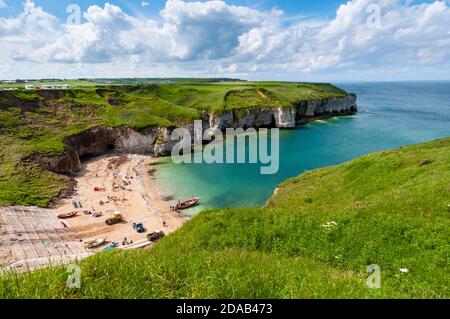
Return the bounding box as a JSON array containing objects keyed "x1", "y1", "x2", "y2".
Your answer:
[
  {"x1": 0, "y1": 0, "x2": 365, "y2": 18},
  {"x1": 2, "y1": 0, "x2": 437, "y2": 23},
  {"x1": 0, "y1": 0, "x2": 449, "y2": 80}
]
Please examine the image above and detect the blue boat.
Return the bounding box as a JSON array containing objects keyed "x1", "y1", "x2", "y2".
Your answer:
[{"x1": 102, "y1": 242, "x2": 119, "y2": 251}]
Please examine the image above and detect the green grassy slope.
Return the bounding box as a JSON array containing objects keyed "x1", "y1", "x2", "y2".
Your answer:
[
  {"x1": 0, "y1": 82, "x2": 348, "y2": 207},
  {"x1": 1, "y1": 137, "x2": 448, "y2": 298}
]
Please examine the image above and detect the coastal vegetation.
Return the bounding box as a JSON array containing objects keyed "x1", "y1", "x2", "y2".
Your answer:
[
  {"x1": 0, "y1": 82, "x2": 348, "y2": 207},
  {"x1": 1, "y1": 137, "x2": 449, "y2": 298},
  {"x1": 0, "y1": 78, "x2": 248, "y2": 88}
]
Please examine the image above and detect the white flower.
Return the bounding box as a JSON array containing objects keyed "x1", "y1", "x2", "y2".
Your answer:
[
  {"x1": 322, "y1": 221, "x2": 338, "y2": 228},
  {"x1": 400, "y1": 268, "x2": 409, "y2": 273}
]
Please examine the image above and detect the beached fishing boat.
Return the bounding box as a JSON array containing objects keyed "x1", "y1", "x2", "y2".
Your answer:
[
  {"x1": 85, "y1": 238, "x2": 106, "y2": 249},
  {"x1": 176, "y1": 197, "x2": 200, "y2": 210},
  {"x1": 57, "y1": 211, "x2": 78, "y2": 219},
  {"x1": 102, "y1": 242, "x2": 119, "y2": 251}
]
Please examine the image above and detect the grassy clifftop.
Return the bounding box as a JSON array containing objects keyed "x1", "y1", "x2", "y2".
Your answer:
[
  {"x1": 0, "y1": 82, "x2": 348, "y2": 207},
  {"x1": 1, "y1": 137, "x2": 449, "y2": 298}
]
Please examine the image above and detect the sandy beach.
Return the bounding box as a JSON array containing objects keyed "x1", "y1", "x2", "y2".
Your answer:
[{"x1": 56, "y1": 154, "x2": 186, "y2": 249}]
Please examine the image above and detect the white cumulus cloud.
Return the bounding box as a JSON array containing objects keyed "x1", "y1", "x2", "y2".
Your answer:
[{"x1": 0, "y1": 0, "x2": 449, "y2": 79}]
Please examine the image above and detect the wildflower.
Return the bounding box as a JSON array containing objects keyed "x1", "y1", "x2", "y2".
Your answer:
[
  {"x1": 400, "y1": 268, "x2": 409, "y2": 273},
  {"x1": 322, "y1": 221, "x2": 338, "y2": 228}
]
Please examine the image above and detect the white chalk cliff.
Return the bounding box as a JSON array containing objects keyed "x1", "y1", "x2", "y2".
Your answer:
[{"x1": 35, "y1": 94, "x2": 357, "y2": 174}]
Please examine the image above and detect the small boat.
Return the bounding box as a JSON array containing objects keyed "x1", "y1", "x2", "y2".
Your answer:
[
  {"x1": 85, "y1": 238, "x2": 106, "y2": 249},
  {"x1": 176, "y1": 197, "x2": 200, "y2": 210},
  {"x1": 102, "y1": 242, "x2": 119, "y2": 251},
  {"x1": 57, "y1": 211, "x2": 78, "y2": 219}
]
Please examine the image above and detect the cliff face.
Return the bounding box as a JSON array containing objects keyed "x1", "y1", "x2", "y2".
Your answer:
[
  {"x1": 297, "y1": 94, "x2": 357, "y2": 118},
  {"x1": 35, "y1": 149, "x2": 81, "y2": 175},
  {"x1": 35, "y1": 127, "x2": 173, "y2": 174},
  {"x1": 209, "y1": 94, "x2": 357, "y2": 129},
  {"x1": 35, "y1": 94, "x2": 357, "y2": 175}
]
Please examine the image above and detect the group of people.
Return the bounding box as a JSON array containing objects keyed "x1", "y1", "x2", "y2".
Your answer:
[
  {"x1": 122, "y1": 237, "x2": 134, "y2": 246},
  {"x1": 99, "y1": 200, "x2": 109, "y2": 206},
  {"x1": 169, "y1": 199, "x2": 182, "y2": 212},
  {"x1": 83, "y1": 210, "x2": 102, "y2": 217},
  {"x1": 72, "y1": 201, "x2": 83, "y2": 208}
]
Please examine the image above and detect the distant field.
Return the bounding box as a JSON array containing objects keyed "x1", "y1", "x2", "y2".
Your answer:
[
  {"x1": 0, "y1": 80, "x2": 99, "y2": 89},
  {"x1": 1, "y1": 137, "x2": 448, "y2": 298},
  {"x1": 0, "y1": 82, "x2": 349, "y2": 207},
  {"x1": 0, "y1": 78, "x2": 247, "y2": 88}
]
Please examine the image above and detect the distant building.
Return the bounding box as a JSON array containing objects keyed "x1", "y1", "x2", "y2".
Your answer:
[
  {"x1": 41, "y1": 84, "x2": 70, "y2": 90},
  {"x1": 25, "y1": 84, "x2": 70, "y2": 90}
]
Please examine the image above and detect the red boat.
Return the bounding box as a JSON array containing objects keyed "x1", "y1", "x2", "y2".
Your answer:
[
  {"x1": 58, "y1": 211, "x2": 78, "y2": 219},
  {"x1": 176, "y1": 198, "x2": 200, "y2": 210}
]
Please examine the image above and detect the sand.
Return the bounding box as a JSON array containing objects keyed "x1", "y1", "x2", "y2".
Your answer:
[{"x1": 56, "y1": 154, "x2": 186, "y2": 250}]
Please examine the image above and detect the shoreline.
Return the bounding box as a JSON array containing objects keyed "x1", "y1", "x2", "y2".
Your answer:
[
  {"x1": 55, "y1": 154, "x2": 186, "y2": 249},
  {"x1": 0, "y1": 112, "x2": 360, "y2": 271},
  {"x1": 0, "y1": 154, "x2": 187, "y2": 272}
]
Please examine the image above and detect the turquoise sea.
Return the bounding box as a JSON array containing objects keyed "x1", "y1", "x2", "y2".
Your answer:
[{"x1": 155, "y1": 82, "x2": 450, "y2": 214}]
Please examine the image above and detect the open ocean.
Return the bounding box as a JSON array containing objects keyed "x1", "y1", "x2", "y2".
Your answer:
[{"x1": 156, "y1": 81, "x2": 450, "y2": 214}]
